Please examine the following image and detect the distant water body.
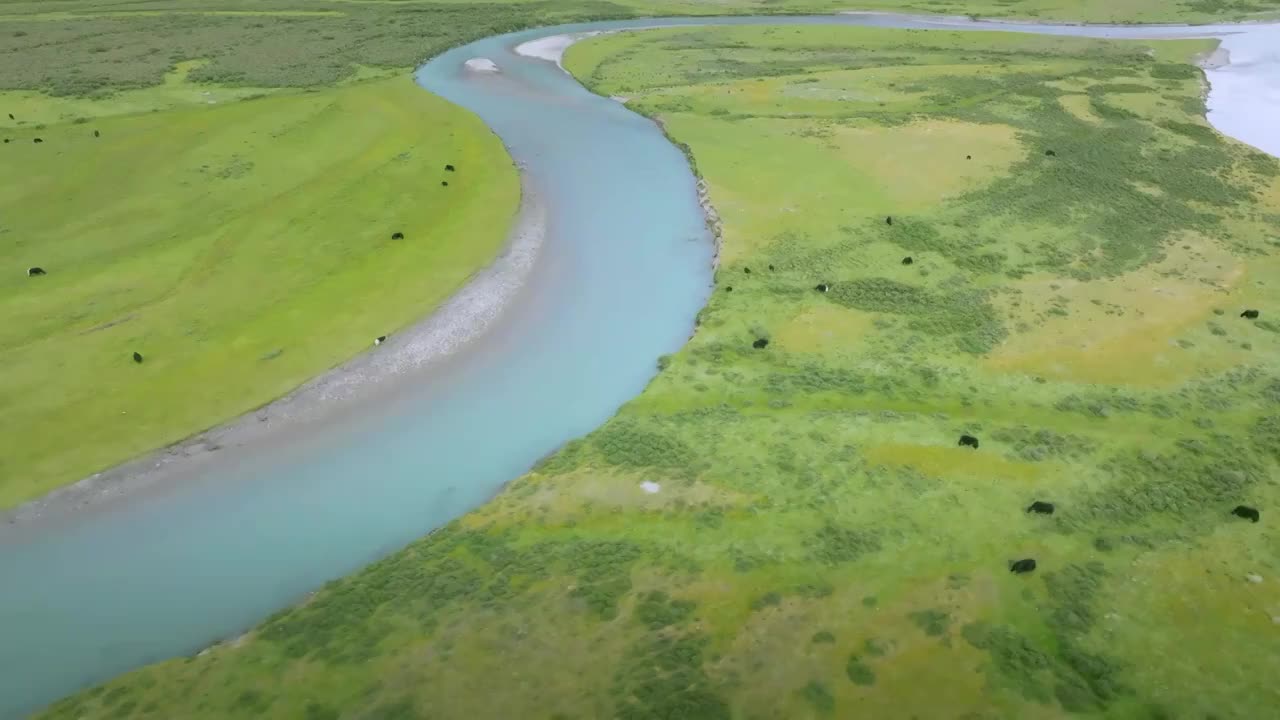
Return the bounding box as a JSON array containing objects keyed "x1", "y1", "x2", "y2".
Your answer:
[
  {"x1": 1200, "y1": 25, "x2": 1280, "y2": 157},
  {"x1": 2, "y1": 14, "x2": 1277, "y2": 719}
]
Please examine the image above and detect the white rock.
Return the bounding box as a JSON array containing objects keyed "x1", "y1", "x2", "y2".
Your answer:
[
  {"x1": 464, "y1": 57, "x2": 500, "y2": 74},
  {"x1": 1246, "y1": 573, "x2": 1263, "y2": 584},
  {"x1": 640, "y1": 481, "x2": 661, "y2": 494}
]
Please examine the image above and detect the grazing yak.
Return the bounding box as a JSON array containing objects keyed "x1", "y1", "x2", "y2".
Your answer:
[
  {"x1": 94, "y1": 130, "x2": 100, "y2": 138},
  {"x1": 374, "y1": 335, "x2": 388, "y2": 346},
  {"x1": 902, "y1": 256, "x2": 913, "y2": 266},
  {"x1": 391, "y1": 232, "x2": 404, "y2": 240},
  {"x1": 27, "y1": 267, "x2": 46, "y2": 276},
  {"x1": 1241, "y1": 309, "x2": 1260, "y2": 319},
  {"x1": 958, "y1": 434, "x2": 980, "y2": 449},
  {"x1": 1232, "y1": 505, "x2": 1260, "y2": 523},
  {"x1": 752, "y1": 338, "x2": 769, "y2": 349},
  {"x1": 442, "y1": 181, "x2": 449, "y2": 187},
  {"x1": 1026, "y1": 501, "x2": 1055, "y2": 515},
  {"x1": 1045, "y1": 149, "x2": 1056, "y2": 157},
  {"x1": 814, "y1": 283, "x2": 830, "y2": 293},
  {"x1": 1009, "y1": 559, "x2": 1037, "y2": 574},
  {"x1": 885, "y1": 215, "x2": 893, "y2": 226},
  {"x1": 445, "y1": 164, "x2": 455, "y2": 172},
  {"x1": 132, "y1": 352, "x2": 144, "y2": 364},
  {"x1": 33, "y1": 138, "x2": 43, "y2": 144}
]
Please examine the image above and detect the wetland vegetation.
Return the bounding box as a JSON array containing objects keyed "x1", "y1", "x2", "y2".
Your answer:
[
  {"x1": 0, "y1": 72, "x2": 519, "y2": 507},
  {"x1": 39, "y1": 23, "x2": 1280, "y2": 720},
  {"x1": 0, "y1": 0, "x2": 1277, "y2": 499}
]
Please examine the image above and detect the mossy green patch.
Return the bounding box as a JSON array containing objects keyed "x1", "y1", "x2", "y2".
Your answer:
[
  {"x1": 811, "y1": 630, "x2": 836, "y2": 644},
  {"x1": 613, "y1": 633, "x2": 730, "y2": 720},
  {"x1": 798, "y1": 680, "x2": 836, "y2": 714},
  {"x1": 845, "y1": 655, "x2": 877, "y2": 686},
  {"x1": 908, "y1": 609, "x2": 952, "y2": 637}
]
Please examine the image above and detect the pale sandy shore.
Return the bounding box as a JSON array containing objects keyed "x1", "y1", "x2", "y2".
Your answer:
[
  {"x1": 2, "y1": 183, "x2": 547, "y2": 527},
  {"x1": 1199, "y1": 47, "x2": 1232, "y2": 70},
  {"x1": 515, "y1": 31, "x2": 607, "y2": 67}
]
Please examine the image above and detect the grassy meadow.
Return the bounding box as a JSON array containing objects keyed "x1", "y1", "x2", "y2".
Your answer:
[
  {"x1": 0, "y1": 0, "x2": 1278, "y2": 104},
  {"x1": 42, "y1": 24, "x2": 1280, "y2": 720},
  {"x1": 0, "y1": 74, "x2": 519, "y2": 507},
  {"x1": 0, "y1": 0, "x2": 659, "y2": 507},
  {"x1": 0, "y1": 2, "x2": 1276, "y2": 500}
]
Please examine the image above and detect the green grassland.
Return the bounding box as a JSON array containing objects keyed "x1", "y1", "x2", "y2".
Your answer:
[
  {"x1": 0, "y1": 0, "x2": 1279, "y2": 105},
  {"x1": 44, "y1": 25, "x2": 1280, "y2": 720},
  {"x1": 0, "y1": 75, "x2": 519, "y2": 507},
  {"x1": 0, "y1": 3, "x2": 1276, "y2": 499}
]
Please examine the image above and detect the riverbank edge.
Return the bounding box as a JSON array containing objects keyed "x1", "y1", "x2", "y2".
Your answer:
[
  {"x1": 181, "y1": 31, "x2": 729, "y2": 663},
  {"x1": 2, "y1": 23, "x2": 707, "y2": 530},
  {"x1": 837, "y1": 9, "x2": 1280, "y2": 27},
  {"x1": 516, "y1": 31, "x2": 724, "y2": 271},
  {"x1": 16, "y1": 14, "x2": 1279, "y2": 719},
  {"x1": 1, "y1": 166, "x2": 546, "y2": 528},
  {"x1": 519, "y1": 16, "x2": 1244, "y2": 291},
  {"x1": 1, "y1": 14, "x2": 1249, "y2": 527}
]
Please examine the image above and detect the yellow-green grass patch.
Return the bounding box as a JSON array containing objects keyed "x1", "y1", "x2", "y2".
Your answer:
[{"x1": 988, "y1": 236, "x2": 1250, "y2": 386}]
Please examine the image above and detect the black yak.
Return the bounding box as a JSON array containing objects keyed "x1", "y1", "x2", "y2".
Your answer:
[
  {"x1": 1010, "y1": 559, "x2": 1037, "y2": 574},
  {"x1": 1231, "y1": 505, "x2": 1260, "y2": 523}
]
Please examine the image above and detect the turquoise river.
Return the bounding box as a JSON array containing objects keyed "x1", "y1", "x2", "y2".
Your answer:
[{"x1": 1, "y1": 13, "x2": 1277, "y2": 718}]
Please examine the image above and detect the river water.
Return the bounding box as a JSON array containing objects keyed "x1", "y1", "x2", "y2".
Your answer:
[{"x1": 1, "y1": 13, "x2": 1276, "y2": 719}]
